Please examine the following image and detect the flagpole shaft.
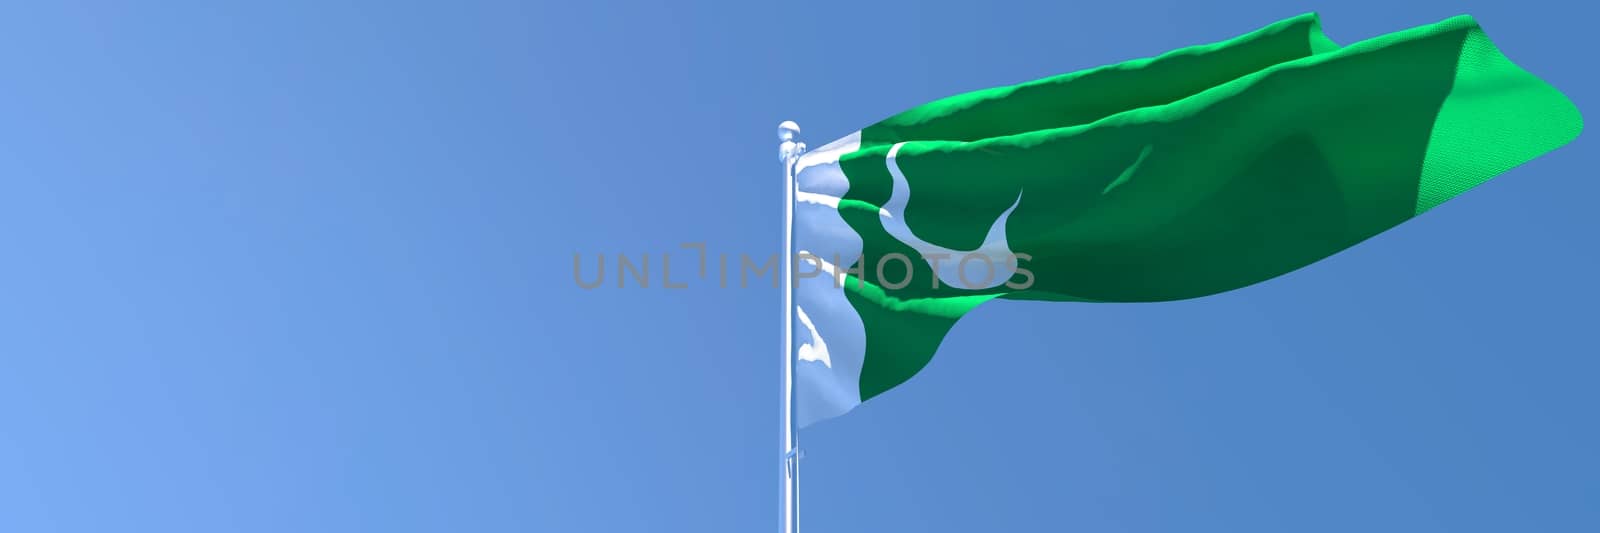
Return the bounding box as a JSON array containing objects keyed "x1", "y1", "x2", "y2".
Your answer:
[{"x1": 779, "y1": 121, "x2": 804, "y2": 533}]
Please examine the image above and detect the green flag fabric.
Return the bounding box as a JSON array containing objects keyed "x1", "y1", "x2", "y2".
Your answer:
[{"x1": 791, "y1": 13, "x2": 1581, "y2": 427}]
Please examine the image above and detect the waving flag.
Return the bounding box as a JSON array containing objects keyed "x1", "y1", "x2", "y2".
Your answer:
[{"x1": 790, "y1": 13, "x2": 1581, "y2": 427}]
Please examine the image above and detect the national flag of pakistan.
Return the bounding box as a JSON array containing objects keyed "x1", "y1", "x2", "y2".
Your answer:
[{"x1": 791, "y1": 13, "x2": 1581, "y2": 427}]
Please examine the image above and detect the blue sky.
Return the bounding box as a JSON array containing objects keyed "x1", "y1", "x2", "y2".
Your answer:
[{"x1": 1, "y1": 1, "x2": 1595, "y2": 531}]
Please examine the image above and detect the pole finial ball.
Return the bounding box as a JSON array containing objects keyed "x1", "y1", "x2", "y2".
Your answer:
[{"x1": 778, "y1": 121, "x2": 801, "y2": 142}]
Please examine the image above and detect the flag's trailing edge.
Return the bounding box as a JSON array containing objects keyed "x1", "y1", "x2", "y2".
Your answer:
[{"x1": 792, "y1": 13, "x2": 1582, "y2": 427}]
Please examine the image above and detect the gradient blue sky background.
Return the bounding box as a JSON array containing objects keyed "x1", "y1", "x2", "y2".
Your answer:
[{"x1": 1, "y1": 1, "x2": 1595, "y2": 531}]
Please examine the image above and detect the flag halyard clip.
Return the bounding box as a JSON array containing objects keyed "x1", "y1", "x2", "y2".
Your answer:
[{"x1": 784, "y1": 448, "x2": 806, "y2": 478}]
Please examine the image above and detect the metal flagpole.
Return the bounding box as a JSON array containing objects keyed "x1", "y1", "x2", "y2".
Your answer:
[{"x1": 778, "y1": 120, "x2": 806, "y2": 533}]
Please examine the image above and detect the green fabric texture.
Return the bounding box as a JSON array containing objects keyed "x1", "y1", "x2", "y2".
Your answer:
[{"x1": 834, "y1": 13, "x2": 1582, "y2": 401}]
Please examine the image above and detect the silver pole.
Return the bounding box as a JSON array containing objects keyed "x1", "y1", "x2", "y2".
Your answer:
[{"x1": 778, "y1": 120, "x2": 805, "y2": 533}]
